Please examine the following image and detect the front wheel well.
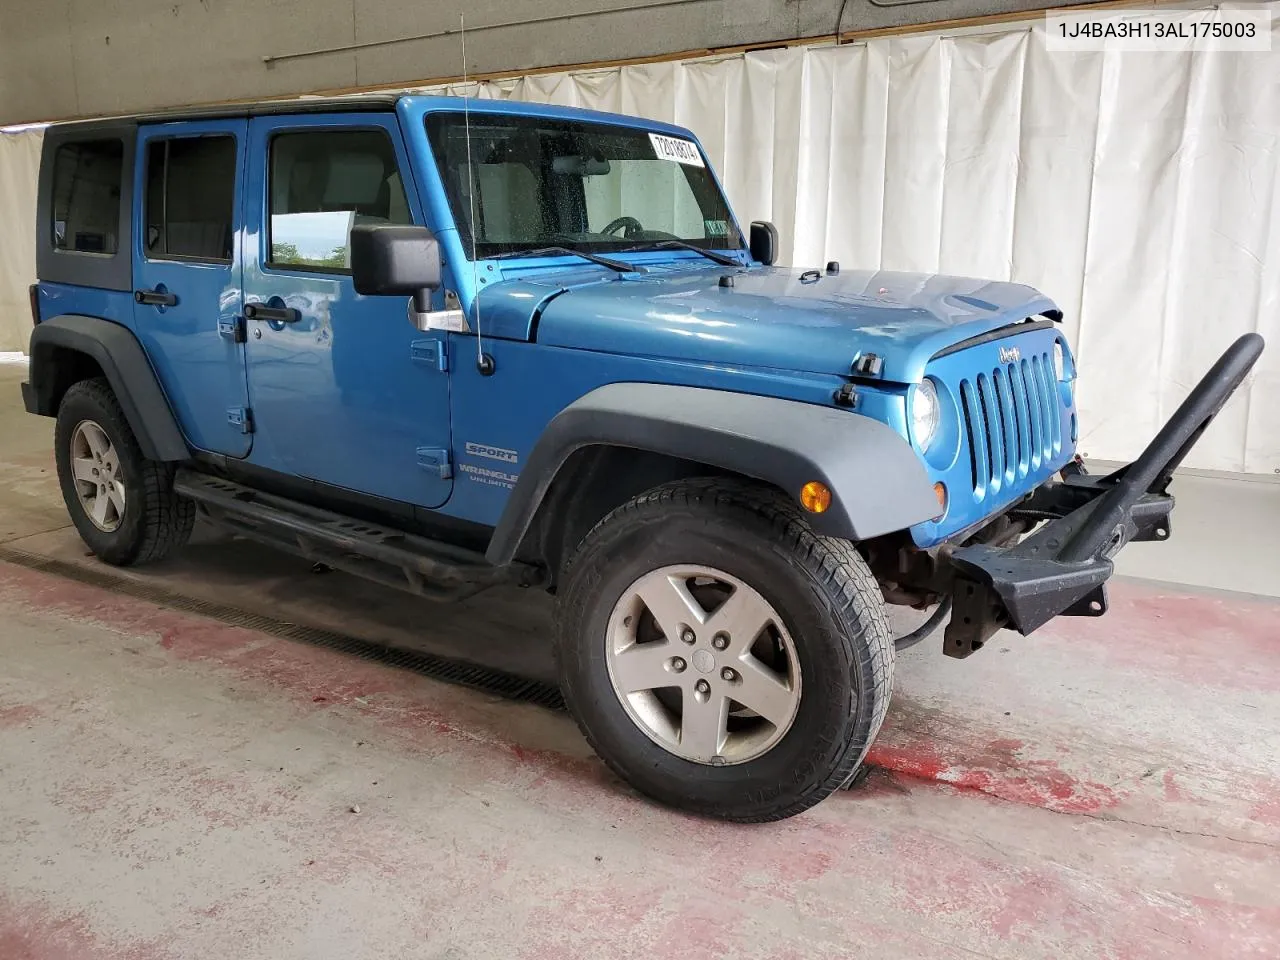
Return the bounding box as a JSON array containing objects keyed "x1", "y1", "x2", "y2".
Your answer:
[{"x1": 519, "y1": 446, "x2": 788, "y2": 586}]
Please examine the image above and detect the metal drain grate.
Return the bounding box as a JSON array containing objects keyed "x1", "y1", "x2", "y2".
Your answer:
[{"x1": 0, "y1": 545, "x2": 565, "y2": 711}]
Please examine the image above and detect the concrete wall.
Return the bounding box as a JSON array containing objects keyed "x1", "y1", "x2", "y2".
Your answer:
[{"x1": 0, "y1": 0, "x2": 1091, "y2": 125}]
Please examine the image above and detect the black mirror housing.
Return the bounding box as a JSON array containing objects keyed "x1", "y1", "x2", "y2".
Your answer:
[
  {"x1": 350, "y1": 224, "x2": 442, "y2": 309},
  {"x1": 749, "y1": 221, "x2": 779, "y2": 266}
]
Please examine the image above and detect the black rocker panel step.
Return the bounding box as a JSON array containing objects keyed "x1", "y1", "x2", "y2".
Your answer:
[{"x1": 174, "y1": 468, "x2": 535, "y2": 601}]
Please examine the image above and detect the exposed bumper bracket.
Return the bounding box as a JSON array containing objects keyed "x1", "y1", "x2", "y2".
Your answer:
[{"x1": 942, "y1": 333, "x2": 1264, "y2": 658}]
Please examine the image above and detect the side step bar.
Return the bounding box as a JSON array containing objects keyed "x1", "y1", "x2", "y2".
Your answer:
[{"x1": 174, "y1": 469, "x2": 540, "y2": 601}]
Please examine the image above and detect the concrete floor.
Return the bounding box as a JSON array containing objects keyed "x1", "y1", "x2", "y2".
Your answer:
[{"x1": 1, "y1": 362, "x2": 1279, "y2": 959}]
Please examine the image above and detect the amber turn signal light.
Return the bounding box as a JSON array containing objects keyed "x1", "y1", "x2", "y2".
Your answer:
[
  {"x1": 933, "y1": 482, "x2": 948, "y2": 516},
  {"x1": 799, "y1": 481, "x2": 832, "y2": 514}
]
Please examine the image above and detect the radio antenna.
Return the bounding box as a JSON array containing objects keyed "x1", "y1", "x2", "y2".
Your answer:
[{"x1": 460, "y1": 14, "x2": 493, "y2": 375}]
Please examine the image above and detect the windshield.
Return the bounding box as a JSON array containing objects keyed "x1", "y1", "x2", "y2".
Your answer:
[{"x1": 425, "y1": 112, "x2": 742, "y2": 259}]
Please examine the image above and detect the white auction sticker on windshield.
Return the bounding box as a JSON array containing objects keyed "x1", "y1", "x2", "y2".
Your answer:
[{"x1": 649, "y1": 133, "x2": 704, "y2": 167}]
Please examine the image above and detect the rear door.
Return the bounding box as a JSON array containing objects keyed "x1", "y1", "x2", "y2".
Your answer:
[
  {"x1": 132, "y1": 120, "x2": 251, "y2": 457},
  {"x1": 240, "y1": 113, "x2": 453, "y2": 507}
]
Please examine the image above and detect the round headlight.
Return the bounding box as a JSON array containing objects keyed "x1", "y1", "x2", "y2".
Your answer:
[
  {"x1": 1053, "y1": 340, "x2": 1067, "y2": 381},
  {"x1": 911, "y1": 378, "x2": 940, "y2": 451}
]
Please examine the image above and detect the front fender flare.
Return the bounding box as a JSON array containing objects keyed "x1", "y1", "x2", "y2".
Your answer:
[
  {"x1": 26, "y1": 315, "x2": 189, "y2": 462},
  {"x1": 486, "y1": 382, "x2": 940, "y2": 564}
]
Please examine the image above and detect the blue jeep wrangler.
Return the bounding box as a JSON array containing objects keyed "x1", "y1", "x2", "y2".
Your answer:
[{"x1": 22, "y1": 94, "x2": 1262, "y2": 821}]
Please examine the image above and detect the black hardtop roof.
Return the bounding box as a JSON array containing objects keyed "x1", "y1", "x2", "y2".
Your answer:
[{"x1": 44, "y1": 93, "x2": 404, "y2": 132}]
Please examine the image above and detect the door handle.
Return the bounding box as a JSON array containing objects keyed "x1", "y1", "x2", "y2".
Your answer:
[
  {"x1": 244, "y1": 302, "x2": 300, "y2": 323},
  {"x1": 134, "y1": 288, "x2": 178, "y2": 307}
]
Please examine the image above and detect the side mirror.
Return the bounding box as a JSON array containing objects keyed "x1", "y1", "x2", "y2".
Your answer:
[
  {"x1": 350, "y1": 224, "x2": 442, "y2": 313},
  {"x1": 749, "y1": 220, "x2": 779, "y2": 266}
]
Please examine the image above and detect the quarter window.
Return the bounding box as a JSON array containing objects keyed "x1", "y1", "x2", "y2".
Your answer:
[
  {"x1": 50, "y1": 139, "x2": 124, "y2": 255},
  {"x1": 144, "y1": 136, "x2": 237, "y2": 262},
  {"x1": 268, "y1": 130, "x2": 411, "y2": 271}
]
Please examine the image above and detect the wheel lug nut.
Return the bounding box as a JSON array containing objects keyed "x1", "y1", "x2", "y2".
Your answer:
[
  {"x1": 721, "y1": 667, "x2": 738, "y2": 682},
  {"x1": 680, "y1": 628, "x2": 696, "y2": 645},
  {"x1": 695, "y1": 679, "x2": 710, "y2": 694},
  {"x1": 670, "y1": 657, "x2": 686, "y2": 673},
  {"x1": 712, "y1": 633, "x2": 728, "y2": 650}
]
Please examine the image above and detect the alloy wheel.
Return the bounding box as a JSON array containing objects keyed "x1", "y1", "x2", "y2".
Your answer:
[
  {"x1": 604, "y1": 565, "x2": 802, "y2": 765},
  {"x1": 70, "y1": 420, "x2": 126, "y2": 532}
]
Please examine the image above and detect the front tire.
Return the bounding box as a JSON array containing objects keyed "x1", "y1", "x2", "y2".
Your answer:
[
  {"x1": 54, "y1": 378, "x2": 194, "y2": 566},
  {"x1": 555, "y1": 478, "x2": 893, "y2": 822}
]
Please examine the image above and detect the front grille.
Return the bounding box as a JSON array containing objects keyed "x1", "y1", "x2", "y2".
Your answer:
[{"x1": 957, "y1": 351, "x2": 1061, "y2": 498}]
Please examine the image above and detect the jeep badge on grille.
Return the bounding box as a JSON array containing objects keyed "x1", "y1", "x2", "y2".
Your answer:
[{"x1": 999, "y1": 345, "x2": 1021, "y2": 364}]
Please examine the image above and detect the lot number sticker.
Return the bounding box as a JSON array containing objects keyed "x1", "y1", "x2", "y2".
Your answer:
[{"x1": 649, "y1": 133, "x2": 704, "y2": 167}]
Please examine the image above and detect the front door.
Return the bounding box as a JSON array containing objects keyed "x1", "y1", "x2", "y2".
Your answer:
[
  {"x1": 240, "y1": 113, "x2": 453, "y2": 508},
  {"x1": 132, "y1": 120, "x2": 251, "y2": 457}
]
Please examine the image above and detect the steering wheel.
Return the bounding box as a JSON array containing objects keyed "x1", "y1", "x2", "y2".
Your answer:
[{"x1": 601, "y1": 216, "x2": 645, "y2": 240}]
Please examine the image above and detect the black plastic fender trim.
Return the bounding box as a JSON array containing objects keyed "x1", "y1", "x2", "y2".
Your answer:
[
  {"x1": 26, "y1": 314, "x2": 189, "y2": 462},
  {"x1": 485, "y1": 382, "x2": 941, "y2": 565}
]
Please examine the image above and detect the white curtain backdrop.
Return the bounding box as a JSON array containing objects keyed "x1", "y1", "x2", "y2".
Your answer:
[
  {"x1": 0, "y1": 129, "x2": 41, "y2": 359},
  {"x1": 1, "y1": 5, "x2": 1276, "y2": 472}
]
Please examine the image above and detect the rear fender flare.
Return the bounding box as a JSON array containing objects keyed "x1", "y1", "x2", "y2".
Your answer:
[
  {"x1": 26, "y1": 314, "x2": 189, "y2": 462},
  {"x1": 486, "y1": 382, "x2": 940, "y2": 565}
]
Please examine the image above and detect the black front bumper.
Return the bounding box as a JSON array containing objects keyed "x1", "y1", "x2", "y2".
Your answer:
[{"x1": 941, "y1": 333, "x2": 1265, "y2": 658}]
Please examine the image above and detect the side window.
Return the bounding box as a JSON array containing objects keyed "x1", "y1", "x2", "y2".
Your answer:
[
  {"x1": 144, "y1": 136, "x2": 237, "y2": 262},
  {"x1": 50, "y1": 139, "x2": 124, "y2": 254},
  {"x1": 268, "y1": 129, "x2": 411, "y2": 271}
]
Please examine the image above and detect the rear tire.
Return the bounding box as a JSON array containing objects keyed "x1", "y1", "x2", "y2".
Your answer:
[
  {"x1": 555, "y1": 478, "x2": 893, "y2": 822},
  {"x1": 54, "y1": 378, "x2": 194, "y2": 566}
]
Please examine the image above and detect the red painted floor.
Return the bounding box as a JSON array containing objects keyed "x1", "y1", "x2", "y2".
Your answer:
[{"x1": 1, "y1": 556, "x2": 1278, "y2": 959}]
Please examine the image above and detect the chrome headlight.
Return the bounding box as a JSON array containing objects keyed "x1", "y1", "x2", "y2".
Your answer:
[{"x1": 911, "y1": 378, "x2": 940, "y2": 451}]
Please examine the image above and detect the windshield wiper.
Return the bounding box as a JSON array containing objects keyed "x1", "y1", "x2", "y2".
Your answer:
[
  {"x1": 487, "y1": 246, "x2": 640, "y2": 273},
  {"x1": 620, "y1": 239, "x2": 743, "y2": 267}
]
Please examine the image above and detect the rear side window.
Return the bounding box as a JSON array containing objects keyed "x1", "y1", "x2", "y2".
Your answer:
[
  {"x1": 144, "y1": 136, "x2": 237, "y2": 262},
  {"x1": 267, "y1": 129, "x2": 411, "y2": 272},
  {"x1": 50, "y1": 140, "x2": 124, "y2": 255}
]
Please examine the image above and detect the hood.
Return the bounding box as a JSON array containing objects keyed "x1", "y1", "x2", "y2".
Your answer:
[{"x1": 507, "y1": 264, "x2": 1060, "y2": 384}]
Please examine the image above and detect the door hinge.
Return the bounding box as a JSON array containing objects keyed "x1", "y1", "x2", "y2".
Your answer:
[
  {"x1": 416, "y1": 446, "x2": 452, "y2": 479},
  {"x1": 217, "y1": 316, "x2": 247, "y2": 344},
  {"x1": 410, "y1": 338, "x2": 448, "y2": 372},
  {"x1": 227, "y1": 407, "x2": 254, "y2": 434}
]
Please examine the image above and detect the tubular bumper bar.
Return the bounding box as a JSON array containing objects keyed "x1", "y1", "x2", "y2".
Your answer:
[{"x1": 942, "y1": 333, "x2": 1265, "y2": 658}]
